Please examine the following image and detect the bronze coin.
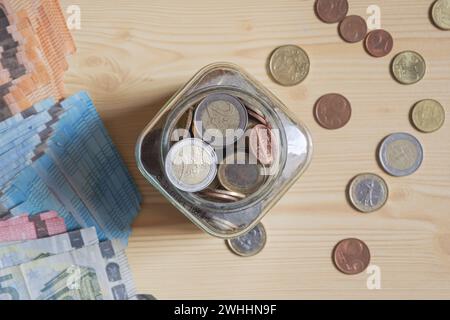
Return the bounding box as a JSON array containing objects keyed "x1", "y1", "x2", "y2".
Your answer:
[
  {"x1": 247, "y1": 108, "x2": 268, "y2": 127},
  {"x1": 339, "y1": 15, "x2": 368, "y2": 43},
  {"x1": 315, "y1": 0, "x2": 349, "y2": 24},
  {"x1": 365, "y1": 29, "x2": 394, "y2": 58},
  {"x1": 249, "y1": 124, "x2": 277, "y2": 166},
  {"x1": 314, "y1": 93, "x2": 352, "y2": 130},
  {"x1": 332, "y1": 238, "x2": 371, "y2": 275}
]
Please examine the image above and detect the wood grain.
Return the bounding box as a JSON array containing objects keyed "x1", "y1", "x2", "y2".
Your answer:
[{"x1": 61, "y1": 0, "x2": 450, "y2": 299}]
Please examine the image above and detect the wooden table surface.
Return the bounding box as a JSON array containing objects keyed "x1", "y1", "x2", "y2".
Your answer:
[{"x1": 61, "y1": 0, "x2": 450, "y2": 299}]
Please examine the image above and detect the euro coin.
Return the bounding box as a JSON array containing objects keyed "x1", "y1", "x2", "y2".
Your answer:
[
  {"x1": 249, "y1": 124, "x2": 277, "y2": 166},
  {"x1": 226, "y1": 223, "x2": 267, "y2": 257},
  {"x1": 268, "y1": 45, "x2": 310, "y2": 86},
  {"x1": 365, "y1": 29, "x2": 394, "y2": 58},
  {"x1": 432, "y1": 0, "x2": 450, "y2": 30},
  {"x1": 165, "y1": 138, "x2": 218, "y2": 192},
  {"x1": 218, "y1": 152, "x2": 266, "y2": 195},
  {"x1": 348, "y1": 173, "x2": 388, "y2": 213},
  {"x1": 392, "y1": 51, "x2": 426, "y2": 85},
  {"x1": 411, "y1": 99, "x2": 445, "y2": 133},
  {"x1": 314, "y1": 93, "x2": 352, "y2": 130},
  {"x1": 378, "y1": 133, "x2": 423, "y2": 177},
  {"x1": 339, "y1": 15, "x2": 368, "y2": 43},
  {"x1": 315, "y1": 0, "x2": 349, "y2": 24},
  {"x1": 193, "y1": 93, "x2": 248, "y2": 148},
  {"x1": 333, "y1": 238, "x2": 371, "y2": 275}
]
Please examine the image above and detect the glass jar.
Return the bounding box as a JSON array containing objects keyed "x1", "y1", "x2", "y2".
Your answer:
[{"x1": 136, "y1": 63, "x2": 312, "y2": 239}]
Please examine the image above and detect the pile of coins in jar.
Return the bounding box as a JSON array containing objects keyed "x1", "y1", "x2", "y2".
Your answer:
[
  {"x1": 164, "y1": 92, "x2": 277, "y2": 204},
  {"x1": 259, "y1": 0, "x2": 449, "y2": 271}
]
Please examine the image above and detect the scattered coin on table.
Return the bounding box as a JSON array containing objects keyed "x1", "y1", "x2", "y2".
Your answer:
[
  {"x1": 365, "y1": 29, "x2": 394, "y2": 58},
  {"x1": 227, "y1": 223, "x2": 267, "y2": 257},
  {"x1": 411, "y1": 99, "x2": 446, "y2": 133},
  {"x1": 314, "y1": 93, "x2": 352, "y2": 130},
  {"x1": 339, "y1": 15, "x2": 368, "y2": 43},
  {"x1": 391, "y1": 51, "x2": 426, "y2": 85},
  {"x1": 165, "y1": 138, "x2": 218, "y2": 192},
  {"x1": 315, "y1": 0, "x2": 349, "y2": 24},
  {"x1": 432, "y1": 0, "x2": 450, "y2": 30},
  {"x1": 218, "y1": 152, "x2": 266, "y2": 195},
  {"x1": 268, "y1": 45, "x2": 310, "y2": 86},
  {"x1": 193, "y1": 93, "x2": 248, "y2": 148},
  {"x1": 378, "y1": 132, "x2": 424, "y2": 177},
  {"x1": 333, "y1": 238, "x2": 371, "y2": 275},
  {"x1": 348, "y1": 173, "x2": 389, "y2": 213}
]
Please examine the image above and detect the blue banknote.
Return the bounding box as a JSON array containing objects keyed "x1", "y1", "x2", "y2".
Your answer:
[{"x1": 0, "y1": 92, "x2": 141, "y2": 243}]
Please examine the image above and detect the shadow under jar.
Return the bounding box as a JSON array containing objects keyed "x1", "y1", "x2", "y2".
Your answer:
[{"x1": 136, "y1": 63, "x2": 313, "y2": 239}]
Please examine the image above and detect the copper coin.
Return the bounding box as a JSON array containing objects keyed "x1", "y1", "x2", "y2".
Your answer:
[
  {"x1": 332, "y1": 238, "x2": 371, "y2": 275},
  {"x1": 339, "y1": 15, "x2": 368, "y2": 43},
  {"x1": 249, "y1": 124, "x2": 277, "y2": 165},
  {"x1": 315, "y1": 0, "x2": 349, "y2": 24},
  {"x1": 365, "y1": 29, "x2": 394, "y2": 58},
  {"x1": 314, "y1": 93, "x2": 352, "y2": 129},
  {"x1": 247, "y1": 108, "x2": 268, "y2": 127}
]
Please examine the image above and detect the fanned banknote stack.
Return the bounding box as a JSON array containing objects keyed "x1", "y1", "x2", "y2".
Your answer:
[
  {"x1": 0, "y1": 91, "x2": 142, "y2": 300},
  {"x1": 0, "y1": 92, "x2": 142, "y2": 242},
  {"x1": 0, "y1": 1, "x2": 143, "y2": 300},
  {"x1": 0, "y1": 0, "x2": 75, "y2": 120}
]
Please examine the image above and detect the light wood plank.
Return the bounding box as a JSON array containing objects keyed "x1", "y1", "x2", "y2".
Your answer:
[{"x1": 61, "y1": 0, "x2": 450, "y2": 299}]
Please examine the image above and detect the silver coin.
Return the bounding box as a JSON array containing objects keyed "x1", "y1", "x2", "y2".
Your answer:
[
  {"x1": 193, "y1": 93, "x2": 248, "y2": 148},
  {"x1": 226, "y1": 223, "x2": 266, "y2": 257},
  {"x1": 349, "y1": 173, "x2": 389, "y2": 213},
  {"x1": 165, "y1": 138, "x2": 218, "y2": 192},
  {"x1": 378, "y1": 133, "x2": 423, "y2": 177}
]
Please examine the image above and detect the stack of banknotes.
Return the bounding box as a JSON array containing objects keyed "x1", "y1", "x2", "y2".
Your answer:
[
  {"x1": 0, "y1": 92, "x2": 142, "y2": 299},
  {"x1": 0, "y1": 0, "x2": 144, "y2": 300},
  {"x1": 0, "y1": 227, "x2": 137, "y2": 299},
  {"x1": 1, "y1": 0, "x2": 74, "y2": 120},
  {"x1": 0, "y1": 91, "x2": 141, "y2": 242}
]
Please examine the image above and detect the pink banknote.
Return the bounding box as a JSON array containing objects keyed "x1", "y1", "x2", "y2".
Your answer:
[
  {"x1": 0, "y1": 211, "x2": 59, "y2": 227},
  {"x1": 0, "y1": 216, "x2": 66, "y2": 242}
]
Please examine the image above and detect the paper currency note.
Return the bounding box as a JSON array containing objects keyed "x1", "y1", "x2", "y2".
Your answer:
[
  {"x1": 0, "y1": 227, "x2": 98, "y2": 269},
  {"x1": 18, "y1": 240, "x2": 136, "y2": 300},
  {"x1": 46, "y1": 101, "x2": 132, "y2": 241},
  {"x1": 0, "y1": 211, "x2": 58, "y2": 227},
  {"x1": 33, "y1": 154, "x2": 107, "y2": 241},
  {"x1": 0, "y1": 216, "x2": 66, "y2": 242},
  {"x1": 0, "y1": 165, "x2": 81, "y2": 230},
  {"x1": 0, "y1": 266, "x2": 30, "y2": 300}
]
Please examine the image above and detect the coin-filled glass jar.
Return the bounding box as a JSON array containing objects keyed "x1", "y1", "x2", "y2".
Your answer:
[{"x1": 136, "y1": 63, "x2": 313, "y2": 238}]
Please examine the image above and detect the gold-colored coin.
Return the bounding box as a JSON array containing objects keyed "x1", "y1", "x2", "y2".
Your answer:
[
  {"x1": 432, "y1": 0, "x2": 450, "y2": 30},
  {"x1": 392, "y1": 51, "x2": 426, "y2": 85},
  {"x1": 268, "y1": 45, "x2": 310, "y2": 86},
  {"x1": 218, "y1": 152, "x2": 266, "y2": 195},
  {"x1": 411, "y1": 99, "x2": 446, "y2": 133}
]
